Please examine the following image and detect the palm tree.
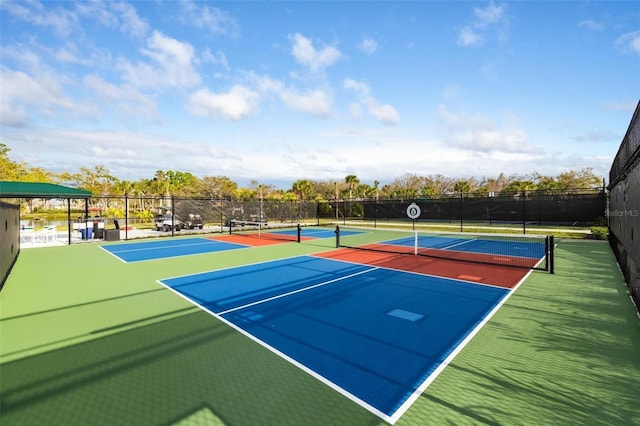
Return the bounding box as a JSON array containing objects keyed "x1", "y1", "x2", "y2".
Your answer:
[
  {"x1": 454, "y1": 179, "x2": 471, "y2": 194},
  {"x1": 291, "y1": 179, "x2": 314, "y2": 201},
  {"x1": 345, "y1": 175, "x2": 359, "y2": 200}
]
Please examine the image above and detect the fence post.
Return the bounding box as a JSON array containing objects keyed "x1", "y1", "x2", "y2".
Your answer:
[
  {"x1": 459, "y1": 192, "x2": 463, "y2": 232},
  {"x1": 374, "y1": 200, "x2": 377, "y2": 228},
  {"x1": 171, "y1": 195, "x2": 175, "y2": 237},
  {"x1": 125, "y1": 194, "x2": 129, "y2": 240},
  {"x1": 522, "y1": 190, "x2": 526, "y2": 234},
  {"x1": 549, "y1": 235, "x2": 555, "y2": 274}
]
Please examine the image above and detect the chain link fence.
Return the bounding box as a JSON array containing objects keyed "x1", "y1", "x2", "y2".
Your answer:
[
  {"x1": 320, "y1": 190, "x2": 606, "y2": 232},
  {"x1": 608, "y1": 101, "x2": 640, "y2": 314}
]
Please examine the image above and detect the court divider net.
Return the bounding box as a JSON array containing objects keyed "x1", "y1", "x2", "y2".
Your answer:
[
  {"x1": 335, "y1": 224, "x2": 553, "y2": 272},
  {"x1": 228, "y1": 220, "x2": 302, "y2": 243}
]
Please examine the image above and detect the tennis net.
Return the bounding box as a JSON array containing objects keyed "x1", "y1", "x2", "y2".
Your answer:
[
  {"x1": 227, "y1": 220, "x2": 302, "y2": 243},
  {"x1": 335, "y1": 225, "x2": 554, "y2": 272}
]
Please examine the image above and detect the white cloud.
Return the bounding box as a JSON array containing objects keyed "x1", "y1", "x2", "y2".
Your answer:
[
  {"x1": 0, "y1": 0, "x2": 78, "y2": 36},
  {"x1": 2, "y1": 122, "x2": 610, "y2": 186},
  {"x1": 1, "y1": 1, "x2": 149, "y2": 38},
  {"x1": 289, "y1": 33, "x2": 343, "y2": 72},
  {"x1": 202, "y1": 48, "x2": 230, "y2": 72},
  {"x1": 52, "y1": 42, "x2": 95, "y2": 66},
  {"x1": 179, "y1": 0, "x2": 238, "y2": 36},
  {"x1": 369, "y1": 104, "x2": 400, "y2": 125},
  {"x1": 188, "y1": 86, "x2": 259, "y2": 120},
  {"x1": 349, "y1": 103, "x2": 362, "y2": 120},
  {"x1": 473, "y1": 2, "x2": 506, "y2": 28},
  {"x1": 458, "y1": 2, "x2": 508, "y2": 47},
  {"x1": 0, "y1": 66, "x2": 82, "y2": 126},
  {"x1": 118, "y1": 31, "x2": 200, "y2": 90},
  {"x1": 1, "y1": 45, "x2": 47, "y2": 74},
  {"x1": 110, "y1": 2, "x2": 150, "y2": 37},
  {"x1": 357, "y1": 37, "x2": 378, "y2": 55},
  {"x1": 253, "y1": 75, "x2": 333, "y2": 117},
  {"x1": 74, "y1": 1, "x2": 149, "y2": 37},
  {"x1": 343, "y1": 79, "x2": 400, "y2": 125},
  {"x1": 0, "y1": 103, "x2": 29, "y2": 127},
  {"x1": 436, "y1": 105, "x2": 534, "y2": 154},
  {"x1": 615, "y1": 31, "x2": 640, "y2": 55},
  {"x1": 279, "y1": 89, "x2": 332, "y2": 117},
  {"x1": 457, "y1": 27, "x2": 483, "y2": 47},
  {"x1": 84, "y1": 75, "x2": 159, "y2": 121}
]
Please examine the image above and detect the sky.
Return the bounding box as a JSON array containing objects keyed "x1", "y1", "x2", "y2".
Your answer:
[{"x1": 1, "y1": 1, "x2": 639, "y2": 188}]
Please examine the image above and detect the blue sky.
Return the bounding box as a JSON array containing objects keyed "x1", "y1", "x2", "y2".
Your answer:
[{"x1": 1, "y1": 1, "x2": 638, "y2": 188}]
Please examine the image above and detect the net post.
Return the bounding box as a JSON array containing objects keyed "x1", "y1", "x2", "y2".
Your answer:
[
  {"x1": 258, "y1": 222, "x2": 261, "y2": 237},
  {"x1": 297, "y1": 223, "x2": 301, "y2": 243},
  {"x1": 549, "y1": 235, "x2": 555, "y2": 274},
  {"x1": 335, "y1": 225, "x2": 340, "y2": 248},
  {"x1": 228, "y1": 220, "x2": 232, "y2": 234},
  {"x1": 414, "y1": 230, "x2": 418, "y2": 255}
]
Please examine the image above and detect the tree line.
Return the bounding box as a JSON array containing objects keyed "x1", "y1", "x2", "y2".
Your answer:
[{"x1": 1, "y1": 143, "x2": 604, "y2": 203}]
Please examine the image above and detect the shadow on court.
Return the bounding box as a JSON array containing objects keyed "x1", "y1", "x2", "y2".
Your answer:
[{"x1": 0, "y1": 311, "x2": 379, "y2": 426}]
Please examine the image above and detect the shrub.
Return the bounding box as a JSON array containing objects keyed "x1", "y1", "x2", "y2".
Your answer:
[{"x1": 590, "y1": 226, "x2": 608, "y2": 240}]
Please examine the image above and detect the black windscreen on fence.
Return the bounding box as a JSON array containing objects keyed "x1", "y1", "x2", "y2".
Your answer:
[{"x1": 350, "y1": 191, "x2": 606, "y2": 226}]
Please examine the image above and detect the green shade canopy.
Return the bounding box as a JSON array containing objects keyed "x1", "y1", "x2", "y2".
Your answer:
[{"x1": 0, "y1": 181, "x2": 92, "y2": 198}]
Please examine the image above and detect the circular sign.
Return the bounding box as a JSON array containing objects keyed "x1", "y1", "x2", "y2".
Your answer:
[{"x1": 406, "y1": 202, "x2": 421, "y2": 219}]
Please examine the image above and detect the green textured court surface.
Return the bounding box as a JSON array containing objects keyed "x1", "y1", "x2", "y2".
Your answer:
[{"x1": 1, "y1": 237, "x2": 639, "y2": 425}]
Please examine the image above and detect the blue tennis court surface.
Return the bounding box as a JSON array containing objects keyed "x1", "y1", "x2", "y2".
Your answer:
[
  {"x1": 265, "y1": 227, "x2": 360, "y2": 239},
  {"x1": 387, "y1": 235, "x2": 546, "y2": 259},
  {"x1": 102, "y1": 237, "x2": 247, "y2": 262},
  {"x1": 159, "y1": 255, "x2": 510, "y2": 422}
]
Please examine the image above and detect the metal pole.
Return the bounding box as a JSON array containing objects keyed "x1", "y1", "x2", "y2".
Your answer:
[
  {"x1": 460, "y1": 192, "x2": 463, "y2": 232},
  {"x1": 84, "y1": 198, "x2": 89, "y2": 240},
  {"x1": 522, "y1": 190, "x2": 526, "y2": 234},
  {"x1": 125, "y1": 194, "x2": 129, "y2": 240},
  {"x1": 171, "y1": 195, "x2": 175, "y2": 237},
  {"x1": 549, "y1": 235, "x2": 555, "y2": 274},
  {"x1": 67, "y1": 198, "x2": 71, "y2": 245}
]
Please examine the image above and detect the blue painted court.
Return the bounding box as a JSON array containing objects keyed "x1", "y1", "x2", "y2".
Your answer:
[
  {"x1": 102, "y1": 237, "x2": 247, "y2": 262},
  {"x1": 387, "y1": 235, "x2": 546, "y2": 259},
  {"x1": 158, "y1": 255, "x2": 510, "y2": 421}
]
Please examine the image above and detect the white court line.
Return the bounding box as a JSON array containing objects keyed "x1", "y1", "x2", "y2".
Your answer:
[
  {"x1": 217, "y1": 266, "x2": 379, "y2": 316},
  {"x1": 387, "y1": 266, "x2": 536, "y2": 424},
  {"x1": 156, "y1": 261, "x2": 390, "y2": 422},
  {"x1": 107, "y1": 238, "x2": 227, "y2": 254},
  {"x1": 439, "y1": 238, "x2": 476, "y2": 250}
]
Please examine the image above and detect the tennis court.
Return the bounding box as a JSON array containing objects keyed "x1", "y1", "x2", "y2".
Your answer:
[
  {"x1": 336, "y1": 225, "x2": 552, "y2": 271},
  {"x1": 102, "y1": 237, "x2": 248, "y2": 262},
  {"x1": 101, "y1": 227, "x2": 354, "y2": 262}
]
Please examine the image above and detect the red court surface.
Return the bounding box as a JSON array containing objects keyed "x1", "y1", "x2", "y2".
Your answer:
[
  {"x1": 208, "y1": 233, "x2": 313, "y2": 247},
  {"x1": 314, "y1": 248, "x2": 531, "y2": 288}
]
